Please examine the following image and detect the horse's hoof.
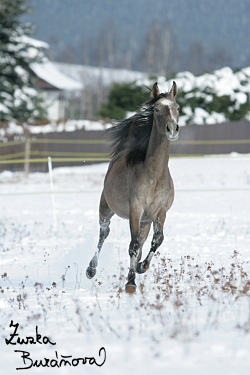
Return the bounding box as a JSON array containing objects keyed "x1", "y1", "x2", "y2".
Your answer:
[
  {"x1": 86, "y1": 267, "x2": 96, "y2": 279},
  {"x1": 125, "y1": 283, "x2": 136, "y2": 294},
  {"x1": 136, "y1": 261, "x2": 148, "y2": 274},
  {"x1": 89, "y1": 255, "x2": 98, "y2": 268}
]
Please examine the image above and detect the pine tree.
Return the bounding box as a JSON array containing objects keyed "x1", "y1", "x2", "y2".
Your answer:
[{"x1": 0, "y1": 0, "x2": 47, "y2": 124}]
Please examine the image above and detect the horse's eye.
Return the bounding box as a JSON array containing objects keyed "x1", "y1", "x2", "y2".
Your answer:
[
  {"x1": 177, "y1": 106, "x2": 180, "y2": 111},
  {"x1": 155, "y1": 107, "x2": 160, "y2": 113}
]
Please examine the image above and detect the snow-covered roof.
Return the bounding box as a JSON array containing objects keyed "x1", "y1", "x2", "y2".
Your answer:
[
  {"x1": 54, "y1": 62, "x2": 148, "y2": 87},
  {"x1": 20, "y1": 35, "x2": 49, "y2": 50},
  {"x1": 31, "y1": 60, "x2": 83, "y2": 91}
]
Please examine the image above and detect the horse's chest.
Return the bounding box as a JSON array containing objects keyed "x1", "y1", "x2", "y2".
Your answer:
[{"x1": 142, "y1": 177, "x2": 171, "y2": 215}]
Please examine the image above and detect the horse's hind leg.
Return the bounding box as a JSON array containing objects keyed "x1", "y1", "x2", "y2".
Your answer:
[
  {"x1": 86, "y1": 192, "x2": 114, "y2": 279},
  {"x1": 136, "y1": 208, "x2": 166, "y2": 274}
]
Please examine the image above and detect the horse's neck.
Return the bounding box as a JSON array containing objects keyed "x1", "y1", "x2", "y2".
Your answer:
[{"x1": 145, "y1": 123, "x2": 170, "y2": 178}]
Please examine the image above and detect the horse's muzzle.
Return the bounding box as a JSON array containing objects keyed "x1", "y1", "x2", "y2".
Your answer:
[
  {"x1": 167, "y1": 134, "x2": 179, "y2": 141},
  {"x1": 166, "y1": 123, "x2": 179, "y2": 141}
]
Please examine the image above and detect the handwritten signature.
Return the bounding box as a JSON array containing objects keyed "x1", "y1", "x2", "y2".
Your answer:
[{"x1": 5, "y1": 321, "x2": 106, "y2": 370}]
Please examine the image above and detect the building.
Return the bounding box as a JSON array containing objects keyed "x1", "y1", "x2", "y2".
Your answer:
[{"x1": 30, "y1": 60, "x2": 83, "y2": 121}]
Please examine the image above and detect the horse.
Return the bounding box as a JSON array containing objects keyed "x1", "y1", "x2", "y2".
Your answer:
[{"x1": 86, "y1": 81, "x2": 180, "y2": 293}]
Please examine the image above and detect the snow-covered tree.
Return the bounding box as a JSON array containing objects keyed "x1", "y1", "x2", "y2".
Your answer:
[
  {"x1": 0, "y1": 0, "x2": 47, "y2": 123},
  {"x1": 133, "y1": 66, "x2": 250, "y2": 125}
]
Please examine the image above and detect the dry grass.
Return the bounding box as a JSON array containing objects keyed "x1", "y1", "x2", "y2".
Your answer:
[{"x1": 1, "y1": 250, "x2": 250, "y2": 343}]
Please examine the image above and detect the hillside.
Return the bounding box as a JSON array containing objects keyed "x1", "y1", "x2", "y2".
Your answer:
[{"x1": 22, "y1": 0, "x2": 250, "y2": 74}]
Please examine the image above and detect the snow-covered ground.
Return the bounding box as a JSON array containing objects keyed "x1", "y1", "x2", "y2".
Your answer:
[
  {"x1": 0, "y1": 119, "x2": 111, "y2": 140},
  {"x1": 1, "y1": 155, "x2": 250, "y2": 374}
]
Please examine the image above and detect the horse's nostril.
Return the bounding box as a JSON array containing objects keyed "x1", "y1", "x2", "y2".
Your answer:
[
  {"x1": 176, "y1": 125, "x2": 179, "y2": 132},
  {"x1": 166, "y1": 125, "x2": 170, "y2": 132}
]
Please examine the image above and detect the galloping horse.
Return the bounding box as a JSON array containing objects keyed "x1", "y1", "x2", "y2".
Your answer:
[{"x1": 86, "y1": 82, "x2": 180, "y2": 293}]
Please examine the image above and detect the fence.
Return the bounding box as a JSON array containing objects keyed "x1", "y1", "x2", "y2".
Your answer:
[{"x1": 0, "y1": 120, "x2": 249, "y2": 173}]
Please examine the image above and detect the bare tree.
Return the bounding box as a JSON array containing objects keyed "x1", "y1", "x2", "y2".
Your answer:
[
  {"x1": 147, "y1": 23, "x2": 160, "y2": 74},
  {"x1": 159, "y1": 21, "x2": 171, "y2": 76},
  {"x1": 125, "y1": 35, "x2": 132, "y2": 70},
  {"x1": 167, "y1": 33, "x2": 180, "y2": 74},
  {"x1": 57, "y1": 44, "x2": 79, "y2": 64},
  {"x1": 185, "y1": 41, "x2": 205, "y2": 74},
  {"x1": 137, "y1": 21, "x2": 177, "y2": 75},
  {"x1": 207, "y1": 45, "x2": 233, "y2": 71},
  {"x1": 80, "y1": 36, "x2": 90, "y2": 66},
  {"x1": 107, "y1": 22, "x2": 116, "y2": 69},
  {"x1": 46, "y1": 35, "x2": 60, "y2": 61}
]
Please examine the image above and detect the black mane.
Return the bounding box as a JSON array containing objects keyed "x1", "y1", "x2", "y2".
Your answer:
[{"x1": 107, "y1": 93, "x2": 168, "y2": 166}]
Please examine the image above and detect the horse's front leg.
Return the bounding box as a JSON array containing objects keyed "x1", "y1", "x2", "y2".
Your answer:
[
  {"x1": 126, "y1": 201, "x2": 144, "y2": 293},
  {"x1": 86, "y1": 192, "x2": 114, "y2": 279},
  {"x1": 136, "y1": 208, "x2": 166, "y2": 274}
]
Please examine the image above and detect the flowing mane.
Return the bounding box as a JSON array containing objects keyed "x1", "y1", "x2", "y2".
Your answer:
[{"x1": 108, "y1": 93, "x2": 168, "y2": 166}]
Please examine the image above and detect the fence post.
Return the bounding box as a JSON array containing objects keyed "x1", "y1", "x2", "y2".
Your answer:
[
  {"x1": 24, "y1": 137, "x2": 31, "y2": 176},
  {"x1": 48, "y1": 156, "x2": 57, "y2": 234},
  {"x1": 23, "y1": 124, "x2": 31, "y2": 176}
]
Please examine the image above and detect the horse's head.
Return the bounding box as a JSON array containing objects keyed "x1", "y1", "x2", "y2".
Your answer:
[{"x1": 152, "y1": 82, "x2": 180, "y2": 141}]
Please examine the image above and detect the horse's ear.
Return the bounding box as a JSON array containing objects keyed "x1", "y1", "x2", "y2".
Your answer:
[
  {"x1": 151, "y1": 82, "x2": 160, "y2": 98},
  {"x1": 169, "y1": 81, "x2": 178, "y2": 98}
]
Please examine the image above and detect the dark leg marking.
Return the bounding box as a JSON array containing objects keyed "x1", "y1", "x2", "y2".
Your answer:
[
  {"x1": 125, "y1": 202, "x2": 144, "y2": 293},
  {"x1": 125, "y1": 237, "x2": 140, "y2": 293},
  {"x1": 136, "y1": 230, "x2": 164, "y2": 273},
  {"x1": 136, "y1": 211, "x2": 166, "y2": 274},
  {"x1": 86, "y1": 226, "x2": 111, "y2": 279}
]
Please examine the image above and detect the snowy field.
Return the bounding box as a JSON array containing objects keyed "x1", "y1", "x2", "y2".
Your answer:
[{"x1": 0, "y1": 155, "x2": 250, "y2": 374}]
